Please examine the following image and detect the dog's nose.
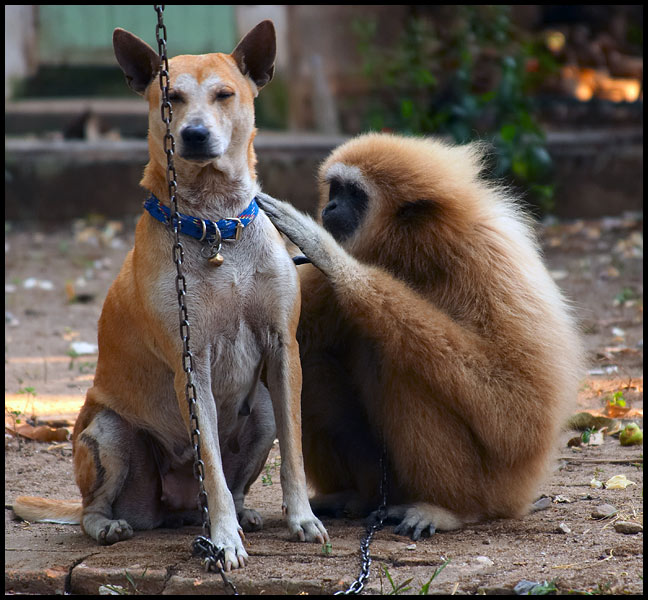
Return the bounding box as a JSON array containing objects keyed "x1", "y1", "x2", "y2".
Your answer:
[{"x1": 181, "y1": 124, "x2": 210, "y2": 146}]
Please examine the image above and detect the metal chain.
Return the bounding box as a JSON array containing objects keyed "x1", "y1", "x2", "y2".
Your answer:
[
  {"x1": 334, "y1": 447, "x2": 389, "y2": 595},
  {"x1": 153, "y1": 6, "x2": 237, "y2": 594}
]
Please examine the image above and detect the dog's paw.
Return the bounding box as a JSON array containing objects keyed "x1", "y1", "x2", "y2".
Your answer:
[
  {"x1": 286, "y1": 512, "x2": 329, "y2": 544},
  {"x1": 382, "y1": 503, "x2": 463, "y2": 541},
  {"x1": 211, "y1": 525, "x2": 249, "y2": 571},
  {"x1": 97, "y1": 519, "x2": 133, "y2": 545},
  {"x1": 239, "y1": 507, "x2": 263, "y2": 532}
]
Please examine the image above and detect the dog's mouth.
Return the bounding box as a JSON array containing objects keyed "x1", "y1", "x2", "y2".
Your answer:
[{"x1": 179, "y1": 150, "x2": 223, "y2": 162}]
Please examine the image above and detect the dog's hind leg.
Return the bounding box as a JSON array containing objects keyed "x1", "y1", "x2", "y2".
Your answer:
[
  {"x1": 223, "y1": 382, "x2": 276, "y2": 531},
  {"x1": 74, "y1": 408, "x2": 161, "y2": 545}
]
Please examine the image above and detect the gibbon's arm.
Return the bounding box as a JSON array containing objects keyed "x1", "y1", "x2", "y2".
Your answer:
[
  {"x1": 257, "y1": 192, "x2": 484, "y2": 355},
  {"x1": 256, "y1": 193, "x2": 524, "y2": 446}
]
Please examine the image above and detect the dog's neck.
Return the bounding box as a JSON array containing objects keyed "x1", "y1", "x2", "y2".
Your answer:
[{"x1": 141, "y1": 135, "x2": 258, "y2": 220}]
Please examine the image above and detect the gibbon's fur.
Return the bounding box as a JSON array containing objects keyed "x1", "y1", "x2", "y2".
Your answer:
[{"x1": 256, "y1": 133, "x2": 584, "y2": 537}]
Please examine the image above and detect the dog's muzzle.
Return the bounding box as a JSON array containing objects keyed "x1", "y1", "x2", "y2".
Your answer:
[{"x1": 180, "y1": 124, "x2": 221, "y2": 160}]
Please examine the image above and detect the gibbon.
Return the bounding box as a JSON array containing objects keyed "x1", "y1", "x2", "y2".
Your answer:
[{"x1": 255, "y1": 133, "x2": 583, "y2": 539}]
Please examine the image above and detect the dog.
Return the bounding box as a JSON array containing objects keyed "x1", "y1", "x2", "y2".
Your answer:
[{"x1": 12, "y1": 20, "x2": 328, "y2": 571}]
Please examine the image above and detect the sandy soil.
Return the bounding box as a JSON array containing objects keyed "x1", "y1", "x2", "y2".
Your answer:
[{"x1": 5, "y1": 212, "x2": 643, "y2": 595}]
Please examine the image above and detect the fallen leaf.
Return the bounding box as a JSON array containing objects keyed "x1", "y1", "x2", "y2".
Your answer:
[
  {"x1": 586, "y1": 430, "x2": 605, "y2": 446},
  {"x1": 566, "y1": 413, "x2": 620, "y2": 434},
  {"x1": 604, "y1": 474, "x2": 636, "y2": 490},
  {"x1": 604, "y1": 402, "x2": 631, "y2": 418},
  {"x1": 5, "y1": 423, "x2": 69, "y2": 442}
]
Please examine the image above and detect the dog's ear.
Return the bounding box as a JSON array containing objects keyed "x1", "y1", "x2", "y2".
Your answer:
[
  {"x1": 113, "y1": 28, "x2": 160, "y2": 95},
  {"x1": 231, "y1": 20, "x2": 276, "y2": 90}
]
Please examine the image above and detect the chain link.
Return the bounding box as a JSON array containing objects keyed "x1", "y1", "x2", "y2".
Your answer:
[
  {"x1": 334, "y1": 447, "x2": 389, "y2": 595},
  {"x1": 153, "y1": 6, "x2": 237, "y2": 594}
]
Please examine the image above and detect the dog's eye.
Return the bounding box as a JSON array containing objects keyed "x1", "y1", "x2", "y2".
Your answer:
[
  {"x1": 168, "y1": 91, "x2": 185, "y2": 103},
  {"x1": 214, "y1": 90, "x2": 234, "y2": 101}
]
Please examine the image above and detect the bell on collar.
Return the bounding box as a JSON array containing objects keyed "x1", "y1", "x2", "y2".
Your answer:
[
  {"x1": 200, "y1": 229, "x2": 224, "y2": 266},
  {"x1": 209, "y1": 253, "x2": 225, "y2": 267}
]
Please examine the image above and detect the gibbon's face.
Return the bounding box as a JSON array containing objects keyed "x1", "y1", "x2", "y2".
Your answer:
[{"x1": 321, "y1": 170, "x2": 369, "y2": 242}]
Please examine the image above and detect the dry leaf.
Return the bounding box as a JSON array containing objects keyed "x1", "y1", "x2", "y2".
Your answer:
[
  {"x1": 604, "y1": 402, "x2": 631, "y2": 418},
  {"x1": 6, "y1": 423, "x2": 69, "y2": 442},
  {"x1": 604, "y1": 475, "x2": 636, "y2": 490}
]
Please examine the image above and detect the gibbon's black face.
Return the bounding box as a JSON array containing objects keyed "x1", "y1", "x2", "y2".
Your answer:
[{"x1": 321, "y1": 178, "x2": 369, "y2": 242}]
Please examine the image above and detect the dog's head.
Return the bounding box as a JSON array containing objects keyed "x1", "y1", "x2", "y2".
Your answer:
[{"x1": 113, "y1": 21, "x2": 275, "y2": 169}]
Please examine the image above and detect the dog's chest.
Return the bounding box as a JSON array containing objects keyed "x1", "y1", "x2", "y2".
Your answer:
[{"x1": 151, "y1": 230, "x2": 295, "y2": 398}]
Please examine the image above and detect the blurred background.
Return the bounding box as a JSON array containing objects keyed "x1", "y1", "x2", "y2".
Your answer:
[{"x1": 5, "y1": 4, "x2": 643, "y2": 223}]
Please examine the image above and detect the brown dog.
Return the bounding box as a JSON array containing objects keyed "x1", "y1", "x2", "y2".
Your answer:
[{"x1": 12, "y1": 20, "x2": 327, "y2": 571}]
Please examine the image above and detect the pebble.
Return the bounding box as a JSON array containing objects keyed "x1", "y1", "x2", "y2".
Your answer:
[
  {"x1": 556, "y1": 522, "x2": 571, "y2": 534},
  {"x1": 531, "y1": 496, "x2": 552, "y2": 512},
  {"x1": 70, "y1": 341, "x2": 99, "y2": 355},
  {"x1": 553, "y1": 494, "x2": 572, "y2": 503},
  {"x1": 614, "y1": 521, "x2": 643, "y2": 535},
  {"x1": 591, "y1": 504, "x2": 618, "y2": 519}
]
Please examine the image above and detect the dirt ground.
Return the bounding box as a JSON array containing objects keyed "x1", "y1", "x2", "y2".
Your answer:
[{"x1": 4, "y1": 211, "x2": 643, "y2": 595}]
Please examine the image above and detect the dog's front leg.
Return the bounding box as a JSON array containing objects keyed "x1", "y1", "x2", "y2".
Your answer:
[
  {"x1": 266, "y1": 334, "x2": 329, "y2": 544},
  {"x1": 174, "y1": 355, "x2": 248, "y2": 571}
]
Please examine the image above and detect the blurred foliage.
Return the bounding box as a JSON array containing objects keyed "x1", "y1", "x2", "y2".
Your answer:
[{"x1": 355, "y1": 6, "x2": 560, "y2": 214}]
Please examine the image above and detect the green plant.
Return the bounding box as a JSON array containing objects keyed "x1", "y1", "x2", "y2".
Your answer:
[
  {"x1": 379, "y1": 559, "x2": 450, "y2": 595},
  {"x1": 355, "y1": 6, "x2": 558, "y2": 214},
  {"x1": 419, "y1": 559, "x2": 450, "y2": 594},
  {"x1": 261, "y1": 464, "x2": 273, "y2": 486},
  {"x1": 6, "y1": 408, "x2": 24, "y2": 449},
  {"x1": 98, "y1": 568, "x2": 148, "y2": 595},
  {"x1": 380, "y1": 565, "x2": 413, "y2": 595},
  {"x1": 614, "y1": 287, "x2": 638, "y2": 306},
  {"x1": 608, "y1": 391, "x2": 627, "y2": 408},
  {"x1": 529, "y1": 579, "x2": 558, "y2": 594},
  {"x1": 17, "y1": 386, "x2": 37, "y2": 417},
  {"x1": 67, "y1": 348, "x2": 80, "y2": 370},
  {"x1": 581, "y1": 427, "x2": 597, "y2": 444}
]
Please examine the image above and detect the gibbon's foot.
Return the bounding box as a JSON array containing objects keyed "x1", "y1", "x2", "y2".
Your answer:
[{"x1": 374, "y1": 503, "x2": 464, "y2": 541}]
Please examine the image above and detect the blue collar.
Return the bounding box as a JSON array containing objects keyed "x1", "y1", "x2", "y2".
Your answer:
[{"x1": 143, "y1": 194, "x2": 259, "y2": 243}]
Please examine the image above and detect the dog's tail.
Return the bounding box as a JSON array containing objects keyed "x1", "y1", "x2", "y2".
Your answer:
[{"x1": 11, "y1": 496, "x2": 82, "y2": 525}]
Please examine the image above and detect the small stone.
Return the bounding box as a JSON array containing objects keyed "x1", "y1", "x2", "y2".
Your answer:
[
  {"x1": 614, "y1": 521, "x2": 643, "y2": 534},
  {"x1": 553, "y1": 494, "x2": 572, "y2": 503},
  {"x1": 591, "y1": 504, "x2": 618, "y2": 519},
  {"x1": 531, "y1": 496, "x2": 552, "y2": 512},
  {"x1": 556, "y1": 522, "x2": 571, "y2": 534},
  {"x1": 474, "y1": 556, "x2": 494, "y2": 567}
]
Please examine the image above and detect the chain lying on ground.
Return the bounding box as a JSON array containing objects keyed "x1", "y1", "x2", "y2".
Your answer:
[
  {"x1": 153, "y1": 5, "x2": 237, "y2": 595},
  {"x1": 334, "y1": 449, "x2": 389, "y2": 595}
]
